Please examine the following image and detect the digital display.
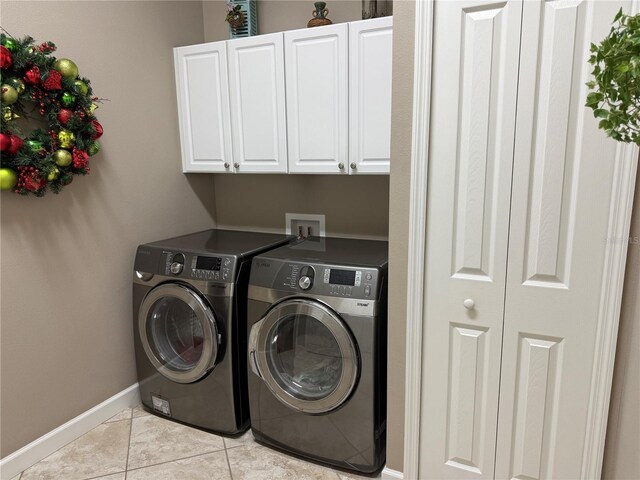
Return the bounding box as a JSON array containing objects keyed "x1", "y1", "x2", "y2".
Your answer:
[
  {"x1": 196, "y1": 256, "x2": 222, "y2": 271},
  {"x1": 329, "y1": 269, "x2": 356, "y2": 286}
]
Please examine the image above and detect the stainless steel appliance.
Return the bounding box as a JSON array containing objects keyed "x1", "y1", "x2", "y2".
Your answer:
[
  {"x1": 246, "y1": 237, "x2": 388, "y2": 474},
  {"x1": 133, "y1": 229, "x2": 293, "y2": 434}
]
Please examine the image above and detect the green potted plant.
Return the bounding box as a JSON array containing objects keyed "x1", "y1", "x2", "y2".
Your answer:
[{"x1": 586, "y1": 9, "x2": 640, "y2": 145}]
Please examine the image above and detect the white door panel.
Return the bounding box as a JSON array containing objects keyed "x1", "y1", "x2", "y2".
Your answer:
[
  {"x1": 349, "y1": 17, "x2": 393, "y2": 174},
  {"x1": 418, "y1": 1, "x2": 522, "y2": 478},
  {"x1": 495, "y1": 1, "x2": 634, "y2": 479},
  {"x1": 285, "y1": 24, "x2": 348, "y2": 174},
  {"x1": 174, "y1": 42, "x2": 233, "y2": 173},
  {"x1": 227, "y1": 33, "x2": 288, "y2": 173}
]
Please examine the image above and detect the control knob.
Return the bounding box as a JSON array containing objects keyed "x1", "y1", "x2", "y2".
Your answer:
[
  {"x1": 298, "y1": 265, "x2": 315, "y2": 290},
  {"x1": 170, "y1": 253, "x2": 185, "y2": 275}
]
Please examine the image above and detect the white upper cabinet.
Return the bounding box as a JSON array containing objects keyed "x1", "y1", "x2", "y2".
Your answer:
[
  {"x1": 174, "y1": 20, "x2": 394, "y2": 174},
  {"x1": 174, "y1": 42, "x2": 233, "y2": 173},
  {"x1": 349, "y1": 17, "x2": 393, "y2": 174},
  {"x1": 227, "y1": 33, "x2": 288, "y2": 173},
  {"x1": 284, "y1": 24, "x2": 349, "y2": 174}
]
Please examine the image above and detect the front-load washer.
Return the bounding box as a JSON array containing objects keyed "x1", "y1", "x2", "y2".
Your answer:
[
  {"x1": 133, "y1": 229, "x2": 294, "y2": 435},
  {"x1": 246, "y1": 237, "x2": 388, "y2": 474}
]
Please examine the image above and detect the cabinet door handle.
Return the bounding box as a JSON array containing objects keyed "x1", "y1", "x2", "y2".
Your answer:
[
  {"x1": 234, "y1": 162, "x2": 240, "y2": 169},
  {"x1": 224, "y1": 162, "x2": 230, "y2": 169},
  {"x1": 338, "y1": 162, "x2": 345, "y2": 170},
  {"x1": 463, "y1": 299, "x2": 475, "y2": 310},
  {"x1": 350, "y1": 162, "x2": 357, "y2": 170}
]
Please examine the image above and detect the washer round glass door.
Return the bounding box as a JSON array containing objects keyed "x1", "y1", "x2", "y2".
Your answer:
[
  {"x1": 139, "y1": 283, "x2": 219, "y2": 384},
  {"x1": 251, "y1": 298, "x2": 359, "y2": 414}
]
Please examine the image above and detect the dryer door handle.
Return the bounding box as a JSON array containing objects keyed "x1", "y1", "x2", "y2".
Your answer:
[{"x1": 248, "y1": 320, "x2": 263, "y2": 379}]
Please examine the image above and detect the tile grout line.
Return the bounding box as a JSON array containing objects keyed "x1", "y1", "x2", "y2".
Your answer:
[
  {"x1": 123, "y1": 407, "x2": 134, "y2": 480},
  {"x1": 83, "y1": 470, "x2": 126, "y2": 480},
  {"x1": 223, "y1": 443, "x2": 234, "y2": 480},
  {"x1": 125, "y1": 448, "x2": 227, "y2": 474}
]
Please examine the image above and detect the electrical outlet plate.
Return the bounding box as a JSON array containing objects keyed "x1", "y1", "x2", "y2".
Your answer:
[{"x1": 285, "y1": 213, "x2": 326, "y2": 238}]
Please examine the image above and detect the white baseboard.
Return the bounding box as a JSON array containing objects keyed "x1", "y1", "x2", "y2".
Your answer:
[
  {"x1": 0, "y1": 383, "x2": 140, "y2": 480},
  {"x1": 382, "y1": 467, "x2": 404, "y2": 480}
]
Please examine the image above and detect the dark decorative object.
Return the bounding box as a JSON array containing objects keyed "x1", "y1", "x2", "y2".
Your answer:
[
  {"x1": 226, "y1": 0, "x2": 257, "y2": 39},
  {"x1": 308, "y1": 2, "x2": 333, "y2": 28},
  {"x1": 362, "y1": 0, "x2": 391, "y2": 19},
  {"x1": 226, "y1": 3, "x2": 245, "y2": 32}
]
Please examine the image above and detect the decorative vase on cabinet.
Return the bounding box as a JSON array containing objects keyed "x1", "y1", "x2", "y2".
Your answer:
[{"x1": 307, "y1": 2, "x2": 332, "y2": 28}]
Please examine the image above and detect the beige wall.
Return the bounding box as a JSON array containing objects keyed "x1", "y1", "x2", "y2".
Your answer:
[
  {"x1": 203, "y1": 0, "x2": 361, "y2": 42},
  {"x1": 213, "y1": 175, "x2": 389, "y2": 238},
  {"x1": 386, "y1": 0, "x2": 415, "y2": 472},
  {"x1": 0, "y1": 1, "x2": 215, "y2": 457},
  {"x1": 603, "y1": 170, "x2": 640, "y2": 479}
]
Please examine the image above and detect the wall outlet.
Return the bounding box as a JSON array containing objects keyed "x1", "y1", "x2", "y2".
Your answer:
[{"x1": 285, "y1": 213, "x2": 326, "y2": 238}]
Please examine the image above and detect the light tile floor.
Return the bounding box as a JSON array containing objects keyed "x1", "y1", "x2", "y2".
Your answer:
[{"x1": 12, "y1": 405, "x2": 381, "y2": 480}]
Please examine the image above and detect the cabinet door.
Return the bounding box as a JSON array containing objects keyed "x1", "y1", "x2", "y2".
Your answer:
[
  {"x1": 349, "y1": 17, "x2": 393, "y2": 174},
  {"x1": 495, "y1": 2, "x2": 637, "y2": 479},
  {"x1": 227, "y1": 33, "x2": 288, "y2": 173},
  {"x1": 285, "y1": 24, "x2": 348, "y2": 174},
  {"x1": 174, "y1": 42, "x2": 233, "y2": 173},
  {"x1": 418, "y1": 1, "x2": 522, "y2": 478}
]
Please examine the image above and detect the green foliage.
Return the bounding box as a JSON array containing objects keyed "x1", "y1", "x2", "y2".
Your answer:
[{"x1": 586, "y1": 9, "x2": 640, "y2": 144}]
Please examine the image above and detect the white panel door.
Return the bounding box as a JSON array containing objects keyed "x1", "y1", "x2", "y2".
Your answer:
[
  {"x1": 495, "y1": 1, "x2": 636, "y2": 479},
  {"x1": 227, "y1": 33, "x2": 288, "y2": 173},
  {"x1": 174, "y1": 42, "x2": 233, "y2": 173},
  {"x1": 348, "y1": 17, "x2": 393, "y2": 174},
  {"x1": 418, "y1": 1, "x2": 522, "y2": 478},
  {"x1": 285, "y1": 24, "x2": 348, "y2": 174}
]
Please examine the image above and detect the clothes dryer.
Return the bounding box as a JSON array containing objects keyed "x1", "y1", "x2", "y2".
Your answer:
[
  {"x1": 133, "y1": 229, "x2": 293, "y2": 434},
  {"x1": 247, "y1": 237, "x2": 388, "y2": 474}
]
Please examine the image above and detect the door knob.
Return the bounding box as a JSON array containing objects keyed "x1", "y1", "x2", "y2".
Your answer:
[{"x1": 463, "y1": 299, "x2": 475, "y2": 310}]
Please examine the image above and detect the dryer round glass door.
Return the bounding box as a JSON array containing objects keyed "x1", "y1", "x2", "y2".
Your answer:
[
  {"x1": 250, "y1": 298, "x2": 359, "y2": 414},
  {"x1": 139, "y1": 283, "x2": 219, "y2": 384}
]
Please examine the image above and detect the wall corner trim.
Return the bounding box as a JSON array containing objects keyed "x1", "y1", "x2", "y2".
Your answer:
[
  {"x1": 382, "y1": 467, "x2": 404, "y2": 480},
  {"x1": 0, "y1": 383, "x2": 140, "y2": 479},
  {"x1": 403, "y1": 0, "x2": 435, "y2": 478},
  {"x1": 581, "y1": 141, "x2": 639, "y2": 479}
]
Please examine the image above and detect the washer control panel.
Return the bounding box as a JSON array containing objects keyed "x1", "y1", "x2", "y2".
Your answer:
[
  {"x1": 163, "y1": 251, "x2": 236, "y2": 282},
  {"x1": 276, "y1": 262, "x2": 379, "y2": 299}
]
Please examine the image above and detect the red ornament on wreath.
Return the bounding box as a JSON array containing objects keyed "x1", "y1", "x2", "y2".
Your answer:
[
  {"x1": 42, "y1": 70, "x2": 62, "y2": 91},
  {"x1": 72, "y1": 147, "x2": 89, "y2": 169},
  {"x1": 8, "y1": 135, "x2": 24, "y2": 155},
  {"x1": 1, "y1": 33, "x2": 105, "y2": 197},
  {"x1": 57, "y1": 108, "x2": 73, "y2": 125},
  {"x1": 91, "y1": 120, "x2": 103, "y2": 139},
  {"x1": 16, "y1": 166, "x2": 46, "y2": 193},
  {"x1": 0, "y1": 133, "x2": 11, "y2": 152},
  {"x1": 23, "y1": 65, "x2": 41, "y2": 84},
  {"x1": 0, "y1": 46, "x2": 12, "y2": 69}
]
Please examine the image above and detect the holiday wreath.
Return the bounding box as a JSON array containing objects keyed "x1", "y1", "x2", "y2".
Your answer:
[{"x1": 0, "y1": 33, "x2": 103, "y2": 196}]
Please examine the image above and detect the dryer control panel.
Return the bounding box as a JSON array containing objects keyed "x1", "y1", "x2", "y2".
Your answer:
[
  {"x1": 163, "y1": 251, "x2": 236, "y2": 282},
  {"x1": 267, "y1": 261, "x2": 381, "y2": 300}
]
